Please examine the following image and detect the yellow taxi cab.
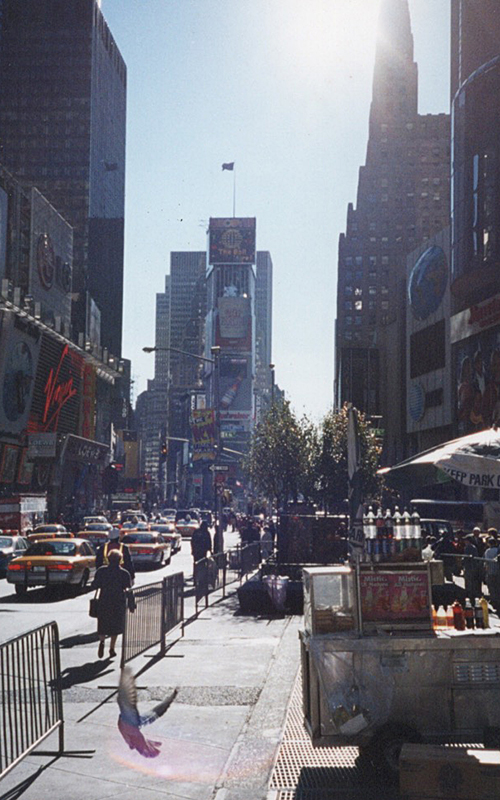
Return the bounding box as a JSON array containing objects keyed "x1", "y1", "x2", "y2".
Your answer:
[
  {"x1": 7, "y1": 537, "x2": 96, "y2": 596},
  {"x1": 27, "y1": 524, "x2": 72, "y2": 543},
  {"x1": 120, "y1": 531, "x2": 172, "y2": 569}
]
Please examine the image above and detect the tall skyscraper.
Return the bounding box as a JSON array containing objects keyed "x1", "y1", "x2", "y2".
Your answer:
[
  {"x1": 335, "y1": 0, "x2": 450, "y2": 464},
  {"x1": 255, "y1": 251, "x2": 273, "y2": 404},
  {"x1": 0, "y1": 0, "x2": 126, "y2": 356}
]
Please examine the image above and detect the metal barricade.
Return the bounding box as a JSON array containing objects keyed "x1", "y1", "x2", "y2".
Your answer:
[
  {"x1": 121, "y1": 572, "x2": 184, "y2": 667},
  {"x1": 0, "y1": 622, "x2": 63, "y2": 781},
  {"x1": 193, "y1": 543, "x2": 263, "y2": 613}
]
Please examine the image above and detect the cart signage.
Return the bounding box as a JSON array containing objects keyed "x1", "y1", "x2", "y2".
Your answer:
[{"x1": 360, "y1": 570, "x2": 430, "y2": 623}]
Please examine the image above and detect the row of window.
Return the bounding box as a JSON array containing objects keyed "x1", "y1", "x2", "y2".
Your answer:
[{"x1": 344, "y1": 285, "x2": 389, "y2": 296}]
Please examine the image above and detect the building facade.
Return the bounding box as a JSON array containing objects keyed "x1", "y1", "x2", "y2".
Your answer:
[
  {"x1": 0, "y1": 0, "x2": 126, "y2": 357},
  {"x1": 450, "y1": 1, "x2": 500, "y2": 453},
  {"x1": 254, "y1": 251, "x2": 273, "y2": 417},
  {"x1": 335, "y1": 0, "x2": 450, "y2": 465}
]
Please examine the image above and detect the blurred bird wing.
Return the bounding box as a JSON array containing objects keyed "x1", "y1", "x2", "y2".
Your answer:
[{"x1": 118, "y1": 666, "x2": 140, "y2": 727}]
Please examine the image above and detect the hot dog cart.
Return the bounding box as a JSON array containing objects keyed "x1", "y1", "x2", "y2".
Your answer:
[{"x1": 300, "y1": 563, "x2": 500, "y2": 776}]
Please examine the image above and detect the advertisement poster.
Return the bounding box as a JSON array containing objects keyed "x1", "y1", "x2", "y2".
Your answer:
[
  {"x1": 216, "y1": 296, "x2": 252, "y2": 351},
  {"x1": 28, "y1": 335, "x2": 83, "y2": 434},
  {"x1": 360, "y1": 571, "x2": 430, "y2": 623},
  {"x1": 219, "y1": 355, "x2": 252, "y2": 421},
  {"x1": 455, "y1": 326, "x2": 500, "y2": 435},
  {"x1": 209, "y1": 218, "x2": 256, "y2": 265},
  {"x1": 0, "y1": 311, "x2": 42, "y2": 438},
  {"x1": 17, "y1": 448, "x2": 35, "y2": 486},
  {"x1": 191, "y1": 409, "x2": 216, "y2": 462}
]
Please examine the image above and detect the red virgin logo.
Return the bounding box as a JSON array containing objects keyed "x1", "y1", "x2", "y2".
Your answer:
[{"x1": 42, "y1": 344, "x2": 77, "y2": 430}]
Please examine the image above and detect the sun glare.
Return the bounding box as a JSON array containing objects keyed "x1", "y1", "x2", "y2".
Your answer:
[{"x1": 272, "y1": 0, "x2": 380, "y2": 80}]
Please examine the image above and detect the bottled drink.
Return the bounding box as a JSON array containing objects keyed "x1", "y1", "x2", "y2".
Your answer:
[
  {"x1": 452, "y1": 601, "x2": 466, "y2": 631},
  {"x1": 480, "y1": 596, "x2": 489, "y2": 629},
  {"x1": 446, "y1": 606, "x2": 454, "y2": 628},
  {"x1": 364, "y1": 507, "x2": 376, "y2": 562},
  {"x1": 474, "y1": 599, "x2": 484, "y2": 629},
  {"x1": 384, "y1": 509, "x2": 395, "y2": 558},
  {"x1": 402, "y1": 509, "x2": 412, "y2": 552},
  {"x1": 464, "y1": 599, "x2": 474, "y2": 630},
  {"x1": 411, "y1": 510, "x2": 422, "y2": 552}
]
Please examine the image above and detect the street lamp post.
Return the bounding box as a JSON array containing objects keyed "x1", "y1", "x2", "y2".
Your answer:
[{"x1": 270, "y1": 363, "x2": 275, "y2": 404}]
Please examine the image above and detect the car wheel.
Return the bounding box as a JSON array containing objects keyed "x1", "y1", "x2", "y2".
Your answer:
[{"x1": 15, "y1": 584, "x2": 28, "y2": 597}]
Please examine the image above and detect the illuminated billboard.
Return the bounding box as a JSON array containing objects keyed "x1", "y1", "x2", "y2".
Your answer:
[
  {"x1": 209, "y1": 218, "x2": 256, "y2": 265},
  {"x1": 216, "y1": 296, "x2": 252, "y2": 351}
]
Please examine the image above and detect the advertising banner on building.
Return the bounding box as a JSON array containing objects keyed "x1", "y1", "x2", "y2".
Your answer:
[
  {"x1": 29, "y1": 188, "x2": 73, "y2": 330},
  {"x1": 28, "y1": 334, "x2": 83, "y2": 434},
  {"x1": 80, "y1": 362, "x2": 97, "y2": 440},
  {"x1": 218, "y1": 355, "x2": 252, "y2": 424},
  {"x1": 191, "y1": 408, "x2": 216, "y2": 461},
  {"x1": 216, "y1": 296, "x2": 252, "y2": 351},
  {"x1": 455, "y1": 326, "x2": 500, "y2": 435},
  {"x1": 209, "y1": 218, "x2": 256, "y2": 265},
  {"x1": 0, "y1": 310, "x2": 41, "y2": 437}
]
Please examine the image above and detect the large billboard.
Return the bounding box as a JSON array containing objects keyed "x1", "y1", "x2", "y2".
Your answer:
[
  {"x1": 219, "y1": 355, "x2": 252, "y2": 425},
  {"x1": 209, "y1": 218, "x2": 256, "y2": 265},
  {"x1": 28, "y1": 334, "x2": 83, "y2": 435},
  {"x1": 216, "y1": 296, "x2": 252, "y2": 351},
  {"x1": 29, "y1": 188, "x2": 73, "y2": 330},
  {"x1": 0, "y1": 310, "x2": 41, "y2": 437}
]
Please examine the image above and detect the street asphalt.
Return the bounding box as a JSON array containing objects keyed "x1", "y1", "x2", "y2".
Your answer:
[{"x1": 0, "y1": 578, "x2": 302, "y2": 800}]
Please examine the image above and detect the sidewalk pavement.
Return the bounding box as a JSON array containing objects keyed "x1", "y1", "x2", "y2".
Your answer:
[{"x1": 0, "y1": 585, "x2": 302, "y2": 800}]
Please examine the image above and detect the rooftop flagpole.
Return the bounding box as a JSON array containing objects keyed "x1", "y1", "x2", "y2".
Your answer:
[{"x1": 222, "y1": 162, "x2": 235, "y2": 216}]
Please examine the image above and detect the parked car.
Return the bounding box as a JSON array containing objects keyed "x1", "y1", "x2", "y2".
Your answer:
[
  {"x1": 161, "y1": 508, "x2": 177, "y2": 522},
  {"x1": 7, "y1": 538, "x2": 96, "y2": 596},
  {"x1": 121, "y1": 532, "x2": 172, "y2": 568},
  {"x1": 0, "y1": 534, "x2": 29, "y2": 577},
  {"x1": 148, "y1": 523, "x2": 182, "y2": 554},
  {"x1": 174, "y1": 510, "x2": 200, "y2": 538}
]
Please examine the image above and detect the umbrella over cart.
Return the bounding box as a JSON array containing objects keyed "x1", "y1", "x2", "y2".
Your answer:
[{"x1": 378, "y1": 426, "x2": 500, "y2": 489}]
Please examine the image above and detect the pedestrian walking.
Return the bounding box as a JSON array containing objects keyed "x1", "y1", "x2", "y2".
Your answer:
[
  {"x1": 260, "y1": 526, "x2": 273, "y2": 560},
  {"x1": 92, "y1": 549, "x2": 134, "y2": 659},
  {"x1": 96, "y1": 527, "x2": 135, "y2": 583},
  {"x1": 191, "y1": 521, "x2": 212, "y2": 581}
]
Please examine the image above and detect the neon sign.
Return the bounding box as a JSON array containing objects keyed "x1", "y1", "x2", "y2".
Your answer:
[{"x1": 42, "y1": 344, "x2": 78, "y2": 431}]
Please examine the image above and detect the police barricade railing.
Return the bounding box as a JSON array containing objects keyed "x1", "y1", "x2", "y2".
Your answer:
[
  {"x1": 0, "y1": 621, "x2": 64, "y2": 780},
  {"x1": 121, "y1": 572, "x2": 184, "y2": 668}
]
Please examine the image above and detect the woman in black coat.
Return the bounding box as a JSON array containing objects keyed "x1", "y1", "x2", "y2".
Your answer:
[{"x1": 92, "y1": 549, "x2": 132, "y2": 659}]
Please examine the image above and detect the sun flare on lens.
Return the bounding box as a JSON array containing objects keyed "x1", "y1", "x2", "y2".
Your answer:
[{"x1": 272, "y1": 0, "x2": 380, "y2": 80}]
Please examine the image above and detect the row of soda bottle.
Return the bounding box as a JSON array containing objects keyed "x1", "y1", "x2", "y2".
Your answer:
[
  {"x1": 363, "y1": 506, "x2": 422, "y2": 562},
  {"x1": 433, "y1": 597, "x2": 489, "y2": 630}
]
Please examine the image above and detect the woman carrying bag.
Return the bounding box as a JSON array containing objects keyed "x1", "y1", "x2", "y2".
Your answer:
[{"x1": 91, "y1": 548, "x2": 135, "y2": 659}]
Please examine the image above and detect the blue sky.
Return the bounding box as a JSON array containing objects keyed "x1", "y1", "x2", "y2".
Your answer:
[{"x1": 101, "y1": 0, "x2": 450, "y2": 421}]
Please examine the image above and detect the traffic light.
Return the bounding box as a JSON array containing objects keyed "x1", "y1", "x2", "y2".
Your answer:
[{"x1": 160, "y1": 440, "x2": 168, "y2": 461}]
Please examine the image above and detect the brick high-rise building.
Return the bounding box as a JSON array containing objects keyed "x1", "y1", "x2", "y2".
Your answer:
[
  {"x1": 0, "y1": 0, "x2": 126, "y2": 357},
  {"x1": 335, "y1": 0, "x2": 450, "y2": 464}
]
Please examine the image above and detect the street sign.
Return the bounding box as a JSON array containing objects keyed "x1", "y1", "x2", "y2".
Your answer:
[{"x1": 209, "y1": 465, "x2": 229, "y2": 472}]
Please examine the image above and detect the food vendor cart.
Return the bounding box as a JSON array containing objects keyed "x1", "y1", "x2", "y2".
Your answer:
[{"x1": 300, "y1": 563, "x2": 500, "y2": 777}]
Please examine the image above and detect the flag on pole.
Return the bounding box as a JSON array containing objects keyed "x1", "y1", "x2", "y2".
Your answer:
[{"x1": 222, "y1": 162, "x2": 234, "y2": 171}]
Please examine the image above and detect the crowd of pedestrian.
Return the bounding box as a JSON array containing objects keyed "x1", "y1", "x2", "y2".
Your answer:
[{"x1": 424, "y1": 525, "x2": 500, "y2": 611}]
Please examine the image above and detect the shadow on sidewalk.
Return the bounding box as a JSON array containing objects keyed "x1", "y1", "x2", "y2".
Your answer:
[
  {"x1": 59, "y1": 661, "x2": 115, "y2": 689},
  {"x1": 59, "y1": 631, "x2": 99, "y2": 648}
]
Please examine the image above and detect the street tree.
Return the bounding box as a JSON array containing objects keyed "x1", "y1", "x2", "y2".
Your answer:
[
  {"x1": 247, "y1": 400, "x2": 317, "y2": 509},
  {"x1": 314, "y1": 404, "x2": 383, "y2": 512}
]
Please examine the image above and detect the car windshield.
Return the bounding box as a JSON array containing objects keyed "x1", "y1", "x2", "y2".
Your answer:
[
  {"x1": 85, "y1": 524, "x2": 110, "y2": 531},
  {"x1": 150, "y1": 525, "x2": 169, "y2": 532},
  {"x1": 0, "y1": 537, "x2": 13, "y2": 547},
  {"x1": 122, "y1": 533, "x2": 154, "y2": 544},
  {"x1": 27, "y1": 542, "x2": 77, "y2": 556},
  {"x1": 175, "y1": 511, "x2": 191, "y2": 522}
]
